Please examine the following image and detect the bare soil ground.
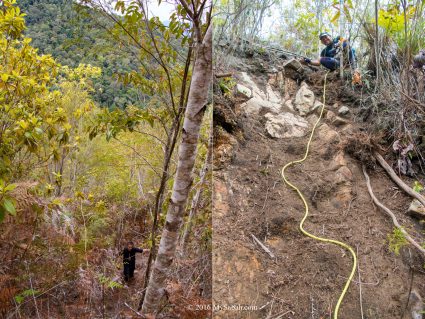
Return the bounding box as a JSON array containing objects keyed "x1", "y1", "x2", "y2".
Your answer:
[{"x1": 212, "y1": 59, "x2": 425, "y2": 319}]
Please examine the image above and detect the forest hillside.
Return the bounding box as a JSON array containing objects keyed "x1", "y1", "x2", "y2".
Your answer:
[
  {"x1": 0, "y1": 0, "x2": 212, "y2": 317},
  {"x1": 20, "y1": 0, "x2": 141, "y2": 109}
]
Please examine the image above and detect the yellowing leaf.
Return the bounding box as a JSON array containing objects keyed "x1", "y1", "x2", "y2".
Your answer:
[{"x1": 331, "y1": 11, "x2": 340, "y2": 25}]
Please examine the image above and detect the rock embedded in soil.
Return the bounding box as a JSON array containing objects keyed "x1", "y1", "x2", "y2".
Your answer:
[
  {"x1": 284, "y1": 99, "x2": 295, "y2": 111},
  {"x1": 317, "y1": 123, "x2": 340, "y2": 144},
  {"x1": 214, "y1": 129, "x2": 238, "y2": 168},
  {"x1": 325, "y1": 109, "x2": 336, "y2": 121},
  {"x1": 294, "y1": 82, "x2": 316, "y2": 116},
  {"x1": 241, "y1": 97, "x2": 281, "y2": 115},
  {"x1": 283, "y1": 58, "x2": 304, "y2": 72},
  {"x1": 332, "y1": 116, "x2": 350, "y2": 126},
  {"x1": 264, "y1": 112, "x2": 309, "y2": 138},
  {"x1": 409, "y1": 289, "x2": 424, "y2": 319},
  {"x1": 266, "y1": 83, "x2": 281, "y2": 104},
  {"x1": 307, "y1": 113, "x2": 319, "y2": 125},
  {"x1": 311, "y1": 100, "x2": 324, "y2": 114},
  {"x1": 235, "y1": 84, "x2": 252, "y2": 100},
  {"x1": 329, "y1": 151, "x2": 347, "y2": 170},
  {"x1": 240, "y1": 71, "x2": 267, "y2": 100},
  {"x1": 407, "y1": 199, "x2": 425, "y2": 219},
  {"x1": 335, "y1": 166, "x2": 353, "y2": 184},
  {"x1": 338, "y1": 105, "x2": 350, "y2": 116}
]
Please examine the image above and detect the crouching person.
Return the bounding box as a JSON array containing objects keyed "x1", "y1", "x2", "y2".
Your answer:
[{"x1": 303, "y1": 32, "x2": 357, "y2": 71}]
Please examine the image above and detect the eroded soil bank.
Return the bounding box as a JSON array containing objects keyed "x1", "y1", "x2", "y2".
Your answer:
[{"x1": 213, "y1": 56, "x2": 425, "y2": 319}]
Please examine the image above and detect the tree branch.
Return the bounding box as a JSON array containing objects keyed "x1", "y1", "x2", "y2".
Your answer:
[
  {"x1": 374, "y1": 151, "x2": 425, "y2": 208},
  {"x1": 362, "y1": 165, "x2": 425, "y2": 257}
]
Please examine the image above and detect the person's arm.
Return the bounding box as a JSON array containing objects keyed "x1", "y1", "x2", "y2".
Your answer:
[
  {"x1": 134, "y1": 247, "x2": 144, "y2": 253},
  {"x1": 303, "y1": 47, "x2": 327, "y2": 66},
  {"x1": 303, "y1": 57, "x2": 321, "y2": 66},
  {"x1": 309, "y1": 59, "x2": 321, "y2": 66}
]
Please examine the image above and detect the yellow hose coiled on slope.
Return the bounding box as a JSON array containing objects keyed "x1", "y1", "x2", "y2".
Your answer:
[{"x1": 281, "y1": 72, "x2": 357, "y2": 319}]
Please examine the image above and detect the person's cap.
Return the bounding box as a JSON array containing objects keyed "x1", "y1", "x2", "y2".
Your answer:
[{"x1": 319, "y1": 32, "x2": 332, "y2": 39}]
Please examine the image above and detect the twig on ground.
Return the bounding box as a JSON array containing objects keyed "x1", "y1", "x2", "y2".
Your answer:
[
  {"x1": 261, "y1": 183, "x2": 270, "y2": 213},
  {"x1": 124, "y1": 302, "x2": 144, "y2": 317},
  {"x1": 259, "y1": 301, "x2": 272, "y2": 310},
  {"x1": 362, "y1": 165, "x2": 425, "y2": 256},
  {"x1": 357, "y1": 245, "x2": 364, "y2": 319},
  {"x1": 337, "y1": 274, "x2": 380, "y2": 286},
  {"x1": 251, "y1": 234, "x2": 275, "y2": 258},
  {"x1": 267, "y1": 310, "x2": 294, "y2": 319},
  {"x1": 374, "y1": 152, "x2": 425, "y2": 208},
  {"x1": 400, "y1": 91, "x2": 425, "y2": 112},
  {"x1": 26, "y1": 263, "x2": 41, "y2": 319}
]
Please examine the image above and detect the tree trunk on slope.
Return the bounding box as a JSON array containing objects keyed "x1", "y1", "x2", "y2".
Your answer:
[
  {"x1": 141, "y1": 24, "x2": 212, "y2": 315},
  {"x1": 180, "y1": 122, "x2": 212, "y2": 255},
  {"x1": 138, "y1": 37, "x2": 194, "y2": 311}
]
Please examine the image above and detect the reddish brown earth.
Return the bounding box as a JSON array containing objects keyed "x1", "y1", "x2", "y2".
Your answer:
[{"x1": 212, "y1": 60, "x2": 425, "y2": 319}]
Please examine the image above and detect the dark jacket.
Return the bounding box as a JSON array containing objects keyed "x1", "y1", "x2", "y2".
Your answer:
[{"x1": 123, "y1": 247, "x2": 143, "y2": 267}]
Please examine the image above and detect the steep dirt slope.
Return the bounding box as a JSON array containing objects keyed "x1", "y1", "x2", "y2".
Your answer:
[{"x1": 213, "y1": 59, "x2": 425, "y2": 319}]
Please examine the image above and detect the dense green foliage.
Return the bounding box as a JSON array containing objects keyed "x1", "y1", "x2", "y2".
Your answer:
[{"x1": 19, "y1": 0, "x2": 141, "y2": 109}]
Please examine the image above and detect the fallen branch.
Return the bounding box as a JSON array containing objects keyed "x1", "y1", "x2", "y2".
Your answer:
[
  {"x1": 251, "y1": 234, "x2": 275, "y2": 258},
  {"x1": 362, "y1": 165, "x2": 425, "y2": 257},
  {"x1": 214, "y1": 72, "x2": 233, "y2": 78},
  {"x1": 400, "y1": 91, "x2": 425, "y2": 113},
  {"x1": 124, "y1": 302, "x2": 144, "y2": 317},
  {"x1": 373, "y1": 151, "x2": 425, "y2": 208},
  {"x1": 267, "y1": 310, "x2": 294, "y2": 319},
  {"x1": 356, "y1": 245, "x2": 364, "y2": 319}
]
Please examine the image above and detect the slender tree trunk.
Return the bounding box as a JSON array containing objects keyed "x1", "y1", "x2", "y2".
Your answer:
[
  {"x1": 316, "y1": 0, "x2": 322, "y2": 56},
  {"x1": 141, "y1": 24, "x2": 212, "y2": 315},
  {"x1": 339, "y1": 0, "x2": 344, "y2": 78},
  {"x1": 374, "y1": 0, "x2": 380, "y2": 86},
  {"x1": 401, "y1": 0, "x2": 411, "y2": 94},
  {"x1": 138, "y1": 39, "x2": 194, "y2": 311},
  {"x1": 180, "y1": 122, "x2": 212, "y2": 254}
]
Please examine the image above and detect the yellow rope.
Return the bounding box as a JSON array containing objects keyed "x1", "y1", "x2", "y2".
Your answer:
[{"x1": 280, "y1": 72, "x2": 357, "y2": 319}]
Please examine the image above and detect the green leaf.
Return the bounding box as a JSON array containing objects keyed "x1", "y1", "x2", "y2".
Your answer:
[
  {"x1": 22, "y1": 289, "x2": 39, "y2": 297},
  {"x1": 3, "y1": 198, "x2": 16, "y2": 216},
  {"x1": 14, "y1": 295, "x2": 24, "y2": 304},
  {"x1": 4, "y1": 183, "x2": 17, "y2": 192},
  {"x1": 1, "y1": 74, "x2": 9, "y2": 82},
  {"x1": 413, "y1": 181, "x2": 424, "y2": 193}
]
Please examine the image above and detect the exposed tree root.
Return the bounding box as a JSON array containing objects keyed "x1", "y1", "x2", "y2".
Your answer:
[
  {"x1": 362, "y1": 165, "x2": 425, "y2": 257},
  {"x1": 373, "y1": 151, "x2": 425, "y2": 208}
]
